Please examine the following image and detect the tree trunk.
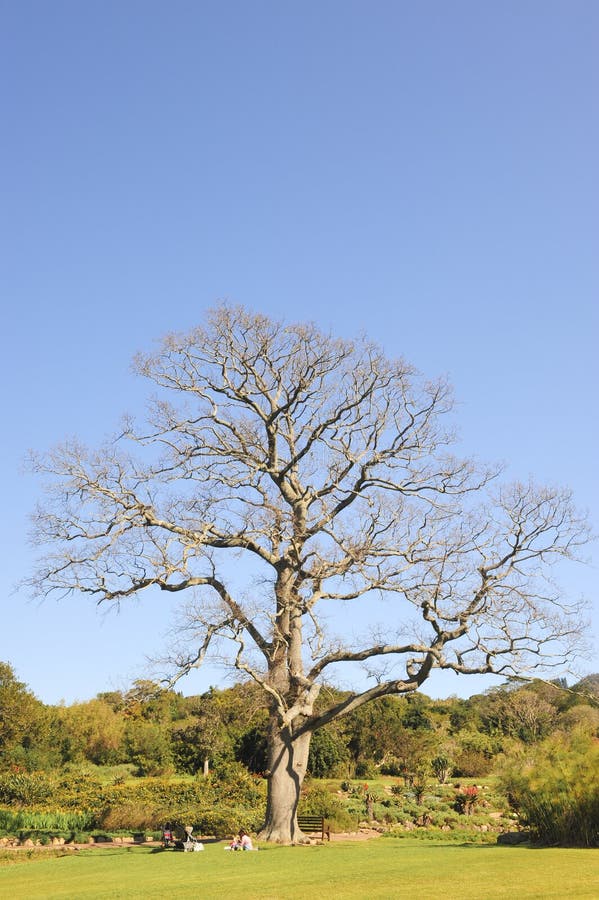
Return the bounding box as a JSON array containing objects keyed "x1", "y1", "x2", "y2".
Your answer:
[
  {"x1": 258, "y1": 724, "x2": 312, "y2": 843},
  {"x1": 366, "y1": 794, "x2": 374, "y2": 821}
]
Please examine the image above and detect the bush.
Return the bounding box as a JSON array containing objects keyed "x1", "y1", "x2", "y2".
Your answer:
[
  {"x1": 299, "y1": 784, "x2": 357, "y2": 832},
  {"x1": 354, "y1": 760, "x2": 377, "y2": 778},
  {"x1": 454, "y1": 786, "x2": 479, "y2": 815},
  {"x1": 101, "y1": 802, "x2": 156, "y2": 832},
  {"x1": 0, "y1": 767, "x2": 267, "y2": 838},
  {"x1": 431, "y1": 754, "x2": 453, "y2": 784},
  {"x1": 208, "y1": 762, "x2": 265, "y2": 806},
  {"x1": 453, "y1": 750, "x2": 493, "y2": 778},
  {"x1": 372, "y1": 803, "x2": 402, "y2": 824},
  {"x1": 96, "y1": 770, "x2": 266, "y2": 835},
  {"x1": 0, "y1": 807, "x2": 95, "y2": 836},
  {"x1": 72, "y1": 832, "x2": 93, "y2": 844},
  {"x1": 0, "y1": 772, "x2": 54, "y2": 805},
  {"x1": 379, "y1": 760, "x2": 403, "y2": 777},
  {"x1": 196, "y1": 806, "x2": 263, "y2": 838},
  {"x1": 52, "y1": 773, "x2": 105, "y2": 810},
  {"x1": 499, "y1": 730, "x2": 599, "y2": 847}
]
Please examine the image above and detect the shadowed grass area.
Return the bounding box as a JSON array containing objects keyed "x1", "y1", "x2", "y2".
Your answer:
[{"x1": 0, "y1": 840, "x2": 597, "y2": 899}]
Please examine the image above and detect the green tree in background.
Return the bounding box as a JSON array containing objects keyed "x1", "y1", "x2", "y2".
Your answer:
[
  {"x1": 0, "y1": 663, "x2": 55, "y2": 771},
  {"x1": 57, "y1": 699, "x2": 126, "y2": 765}
]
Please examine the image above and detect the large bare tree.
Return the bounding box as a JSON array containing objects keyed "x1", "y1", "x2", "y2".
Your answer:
[{"x1": 29, "y1": 305, "x2": 589, "y2": 842}]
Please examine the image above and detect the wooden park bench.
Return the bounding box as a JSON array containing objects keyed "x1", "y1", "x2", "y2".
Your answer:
[{"x1": 297, "y1": 815, "x2": 331, "y2": 841}]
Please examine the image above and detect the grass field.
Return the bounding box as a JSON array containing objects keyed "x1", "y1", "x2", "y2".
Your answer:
[{"x1": 0, "y1": 840, "x2": 597, "y2": 899}]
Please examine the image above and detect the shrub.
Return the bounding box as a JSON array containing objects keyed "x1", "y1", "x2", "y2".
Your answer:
[
  {"x1": 197, "y1": 805, "x2": 263, "y2": 838},
  {"x1": 299, "y1": 784, "x2": 357, "y2": 832},
  {"x1": 101, "y1": 802, "x2": 157, "y2": 832},
  {"x1": 431, "y1": 754, "x2": 453, "y2": 784},
  {"x1": 354, "y1": 760, "x2": 377, "y2": 778},
  {"x1": 299, "y1": 784, "x2": 342, "y2": 817},
  {"x1": 72, "y1": 832, "x2": 93, "y2": 844},
  {"x1": 372, "y1": 803, "x2": 402, "y2": 824},
  {"x1": 0, "y1": 772, "x2": 54, "y2": 805},
  {"x1": 379, "y1": 760, "x2": 403, "y2": 777},
  {"x1": 0, "y1": 807, "x2": 97, "y2": 844},
  {"x1": 454, "y1": 786, "x2": 479, "y2": 815},
  {"x1": 53, "y1": 773, "x2": 105, "y2": 810},
  {"x1": 453, "y1": 750, "x2": 493, "y2": 778},
  {"x1": 499, "y1": 730, "x2": 599, "y2": 847},
  {"x1": 96, "y1": 771, "x2": 266, "y2": 835},
  {"x1": 208, "y1": 762, "x2": 265, "y2": 806},
  {"x1": 413, "y1": 778, "x2": 428, "y2": 806}
]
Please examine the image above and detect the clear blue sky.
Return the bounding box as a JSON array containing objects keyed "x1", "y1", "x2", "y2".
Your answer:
[{"x1": 1, "y1": 1, "x2": 597, "y2": 704}]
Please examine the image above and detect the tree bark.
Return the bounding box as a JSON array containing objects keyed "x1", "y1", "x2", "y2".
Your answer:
[{"x1": 259, "y1": 723, "x2": 312, "y2": 843}]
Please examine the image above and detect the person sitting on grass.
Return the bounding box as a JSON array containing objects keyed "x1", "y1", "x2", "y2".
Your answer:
[{"x1": 229, "y1": 829, "x2": 254, "y2": 851}]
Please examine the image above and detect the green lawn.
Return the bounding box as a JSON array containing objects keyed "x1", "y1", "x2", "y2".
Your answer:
[{"x1": 0, "y1": 840, "x2": 597, "y2": 899}]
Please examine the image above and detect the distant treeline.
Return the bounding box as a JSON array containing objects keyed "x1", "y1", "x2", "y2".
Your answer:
[{"x1": 1, "y1": 661, "x2": 598, "y2": 779}]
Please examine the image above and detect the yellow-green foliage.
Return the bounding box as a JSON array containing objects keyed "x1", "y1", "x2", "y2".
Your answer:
[
  {"x1": 0, "y1": 809, "x2": 93, "y2": 833},
  {"x1": 0, "y1": 764, "x2": 266, "y2": 838},
  {"x1": 298, "y1": 784, "x2": 356, "y2": 832},
  {"x1": 97, "y1": 767, "x2": 266, "y2": 835},
  {"x1": 499, "y1": 729, "x2": 599, "y2": 846}
]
